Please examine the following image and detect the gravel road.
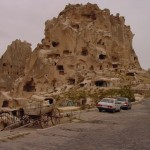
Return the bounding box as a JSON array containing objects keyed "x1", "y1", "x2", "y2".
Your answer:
[{"x1": 0, "y1": 100, "x2": 150, "y2": 150}]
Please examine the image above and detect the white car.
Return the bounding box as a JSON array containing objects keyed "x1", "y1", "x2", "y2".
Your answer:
[
  {"x1": 96, "y1": 98, "x2": 121, "y2": 113},
  {"x1": 117, "y1": 97, "x2": 132, "y2": 110}
]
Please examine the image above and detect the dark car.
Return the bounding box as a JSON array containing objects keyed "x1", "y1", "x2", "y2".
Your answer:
[{"x1": 117, "y1": 97, "x2": 132, "y2": 110}]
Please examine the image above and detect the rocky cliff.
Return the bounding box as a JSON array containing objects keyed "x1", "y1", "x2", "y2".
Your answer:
[
  {"x1": 2, "y1": 3, "x2": 149, "y2": 98},
  {"x1": 0, "y1": 39, "x2": 32, "y2": 91}
]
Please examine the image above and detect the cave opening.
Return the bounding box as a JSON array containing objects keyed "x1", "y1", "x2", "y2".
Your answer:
[
  {"x1": 63, "y1": 50, "x2": 70, "y2": 55},
  {"x1": 52, "y1": 41, "x2": 59, "y2": 47},
  {"x1": 57, "y1": 65, "x2": 64, "y2": 75},
  {"x1": 67, "y1": 78, "x2": 75, "y2": 85},
  {"x1": 126, "y1": 72, "x2": 135, "y2": 76},
  {"x1": 112, "y1": 64, "x2": 118, "y2": 68},
  {"x1": 57, "y1": 65, "x2": 64, "y2": 71},
  {"x1": 23, "y1": 78, "x2": 36, "y2": 92},
  {"x1": 2, "y1": 100, "x2": 9, "y2": 107},
  {"x1": 95, "y1": 80, "x2": 107, "y2": 87},
  {"x1": 99, "y1": 54, "x2": 106, "y2": 60},
  {"x1": 3, "y1": 63, "x2": 7, "y2": 67},
  {"x1": 81, "y1": 48, "x2": 88, "y2": 56}
]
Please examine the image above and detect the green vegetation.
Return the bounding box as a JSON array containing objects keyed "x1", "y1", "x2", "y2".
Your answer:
[{"x1": 61, "y1": 85, "x2": 135, "y2": 103}]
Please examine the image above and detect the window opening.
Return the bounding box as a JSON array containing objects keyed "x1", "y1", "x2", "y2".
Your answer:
[
  {"x1": 63, "y1": 50, "x2": 70, "y2": 55},
  {"x1": 81, "y1": 48, "x2": 88, "y2": 56},
  {"x1": 112, "y1": 64, "x2": 118, "y2": 68},
  {"x1": 57, "y1": 65, "x2": 64, "y2": 71},
  {"x1": 3, "y1": 63, "x2": 6, "y2": 67},
  {"x1": 99, "y1": 54, "x2": 106, "y2": 60},
  {"x1": 52, "y1": 41, "x2": 59, "y2": 47},
  {"x1": 95, "y1": 80, "x2": 107, "y2": 87},
  {"x1": 67, "y1": 78, "x2": 75, "y2": 85},
  {"x1": 23, "y1": 78, "x2": 36, "y2": 92},
  {"x1": 2, "y1": 100, "x2": 9, "y2": 107}
]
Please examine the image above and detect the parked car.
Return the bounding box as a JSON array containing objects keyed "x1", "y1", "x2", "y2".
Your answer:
[
  {"x1": 116, "y1": 97, "x2": 132, "y2": 110},
  {"x1": 96, "y1": 98, "x2": 121, "y2": 113}
]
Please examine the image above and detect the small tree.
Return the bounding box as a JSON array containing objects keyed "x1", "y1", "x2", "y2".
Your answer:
[{"x1": 119, "y1": 85, "x2": 135, "y2": 102}]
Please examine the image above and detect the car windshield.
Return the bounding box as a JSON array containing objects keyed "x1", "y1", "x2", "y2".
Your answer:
[
  {"x1": 101, "y1": 99, "x2": 114, "y2": 103},
  {"x1": 117, "y1": 98, "x2": 127, "y2": 102}
]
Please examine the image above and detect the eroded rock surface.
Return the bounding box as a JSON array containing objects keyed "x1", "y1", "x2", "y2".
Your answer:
[
  {"x1": 0, "y1": 39, "x2": 32, "y2": 91},
  {"x1": 0, "y1": 3, "x2": 149, "y2": 98}
]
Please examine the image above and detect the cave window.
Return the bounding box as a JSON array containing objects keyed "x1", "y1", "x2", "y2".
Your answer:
[
  {"x1": 81, "y1": 48, "x2": 88, "y2": 56},
  {"x1": 90, "y1": 65, "x2": 94, "y2": 70},
  {"x1": 67, "y1": 78, "x2": 75, "y2": 85},
  {"x1": 112, "y1": 64, "x2": 118, "y2": 68},
  {"x1": 90, "y1": 11, "x2": 97, "y2": 20},
  {"x1": 2, "y1": 100, "x2": 9, "y2": 107},
  {"x1": 52, "y1": 41, "x2": 59, "y2": 47},
  {"x1": 63, "y1": 50, "x2": 70, "y2": 55},
  {"x1": 95, "y1": 80, "x2": 107, "y2": 87},
  {"x1": 57, "y1": 65, "x2": 64, "y2": 71},
  {"x1": 3, "y1": 63, "x2": 6, "y2": 67},
  {"x1": 10, "y1": 65, "x2": 12, "y2": 68},
  {"x1": 97, "y1": 39, "x2": 102, "y2": 45},
  {"x1": 134, "y1": 57, "x2": 137, "y2": 60},
  {"x1": 80, "y1": 83, "x2": 85, "y2": 87},
  {"x1": 23, "y1": 78, "x2": 36, "y2": 92},
  {"x1": 91, "y1": 13, "x2": 96, "y2": 20},
  {"x1": 99, "y1": 54, "x2": 106, "y2": 60},
  {"x1": 12, "y1": 110, "x2": 18, "y2": 117},
  {"x1": 57, "y1": 65, "x2": 64, "y2": 75},
  {"x1": 102, "y1": 42, "x2": 105, "y2": 45},
  {"x1": 44, "y1": 98, "x2": 54, "y2": 104},
  {"x1": 82, "y1": 12, "x2": 96, "y2": 20},
  {"x1": 126, "y1": 72, "x2": 135, "y2": 76},
  {"x1": 72, "y1": 24, "x2": 79, "y2": 29},
  {"x1": 100, "y1": 65, "x2": 102, "y2": 70}
]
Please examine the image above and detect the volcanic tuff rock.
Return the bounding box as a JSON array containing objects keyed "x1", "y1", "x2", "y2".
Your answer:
[
  {"x1": 0, "y1": 39, "x2": 32, "y2": 91},
  {"x1": 1, "y1": 3, "x2": 149, "y2": 98}
]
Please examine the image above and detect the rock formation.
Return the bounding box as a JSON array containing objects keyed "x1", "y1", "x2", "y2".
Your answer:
[
  {"x1": 0, "y1": 39, "x2": 32, "y2": 91},
  {"x1": 1, "y1": 3, "x2": 149, "y2": 98}
]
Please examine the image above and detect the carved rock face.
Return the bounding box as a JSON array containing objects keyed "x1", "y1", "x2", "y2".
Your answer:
[
  {"x1": 0, "y1": 39, "x2": 32, "y2": 91},
  {"x1": 1, "y1": 3, "x2": 145, "y2": 97}
]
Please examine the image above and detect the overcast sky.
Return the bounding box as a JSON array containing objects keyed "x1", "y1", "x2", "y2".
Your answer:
[{"x1": 0, "y1": 0, "x2": 149, "y2": 69}]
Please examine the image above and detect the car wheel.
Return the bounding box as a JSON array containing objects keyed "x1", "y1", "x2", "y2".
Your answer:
[
  {"x1": 111, "y1": 109, "x2": 115, "y2": 113},
  {"x1": 126, "y1": 107, "x2": 129, "y2": 110},
  {"x1": 99, "y1": 108, "x2": 102, "y2": 112}
]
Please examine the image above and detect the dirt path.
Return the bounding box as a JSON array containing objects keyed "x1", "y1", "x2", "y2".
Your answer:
[{"x1": 0, "y1": 100, "x2": 150, "y2": 150}]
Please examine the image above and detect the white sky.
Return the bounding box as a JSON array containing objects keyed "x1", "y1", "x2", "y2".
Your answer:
[{"x1": 0, "y1": 0, "x2": 149, "y2": 69}]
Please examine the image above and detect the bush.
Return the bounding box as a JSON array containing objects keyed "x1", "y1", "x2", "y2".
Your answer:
[{"x1": 119, "y1": 85, "x2": 135, "y2": 102}]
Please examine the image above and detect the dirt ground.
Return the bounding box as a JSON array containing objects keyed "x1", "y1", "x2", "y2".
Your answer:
[{"x1": 0, "y1": 100, "x2": 150, "y2": 150}]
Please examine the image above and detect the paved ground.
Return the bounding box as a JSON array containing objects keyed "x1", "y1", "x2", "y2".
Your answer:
[{"x1": 0, "y1": 100, "x2": 150, "y2": 150}]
